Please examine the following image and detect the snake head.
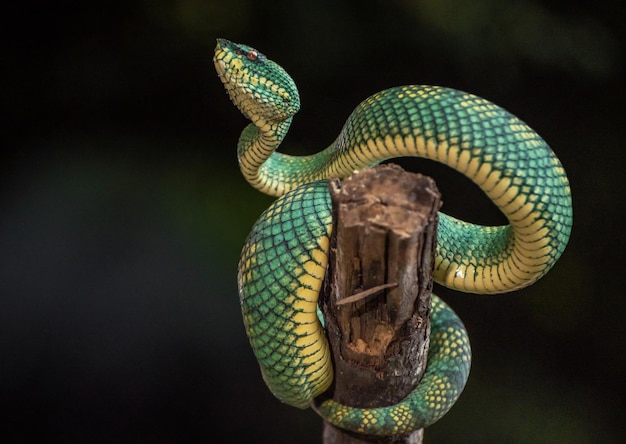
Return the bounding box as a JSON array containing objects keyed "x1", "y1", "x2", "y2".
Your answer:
[{"x1": 214, "y1": 39, "x2": 300, "y2": 124}]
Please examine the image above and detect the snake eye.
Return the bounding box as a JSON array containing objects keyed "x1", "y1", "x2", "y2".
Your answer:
[
  {"x1": 246, "y1": 50, "x2": 259, "y2": 61},
  {"x1": 233, "y1": 46, "x2": 259, "y2": 62}
]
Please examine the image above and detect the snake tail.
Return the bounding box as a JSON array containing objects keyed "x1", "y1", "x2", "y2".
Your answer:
[{"x1": 315, "y1": 292, "x2": 471, "y2": 436}]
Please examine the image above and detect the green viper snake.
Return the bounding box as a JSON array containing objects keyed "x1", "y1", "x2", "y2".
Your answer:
[{"x1": 213, "y1": 39, "x2": 572, "y2": 436}]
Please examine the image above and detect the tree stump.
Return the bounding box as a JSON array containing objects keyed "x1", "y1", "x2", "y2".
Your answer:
[{"x1": 319, "y1": 164, "x2": 441, "y2": 443}]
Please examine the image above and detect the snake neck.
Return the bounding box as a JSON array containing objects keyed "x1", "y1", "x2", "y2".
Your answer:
[
  {"x1": 237, "y1": 116, "x2": 342, "y2": 197},
  {"x1": 237, "y1": 117, "x2": 290, "y2": 196}
]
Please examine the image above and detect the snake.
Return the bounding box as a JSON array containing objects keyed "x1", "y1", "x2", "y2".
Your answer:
[{"x1": 213, "y1": 38, "x2": 572, "y2": 436}]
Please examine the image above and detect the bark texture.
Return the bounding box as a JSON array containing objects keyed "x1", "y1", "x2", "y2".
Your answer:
[{"x1": 320, "y1": 164, "x2": 441, "y2": 443}]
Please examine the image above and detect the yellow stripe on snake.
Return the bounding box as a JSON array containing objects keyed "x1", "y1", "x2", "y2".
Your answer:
[{"x1": 213, "y1": 39, "x2": 572, "y2": 436}]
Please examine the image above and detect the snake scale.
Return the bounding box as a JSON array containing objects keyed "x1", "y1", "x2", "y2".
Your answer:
[{"x1": 213, "y1": 39, "x2": 572, "y2": 436}]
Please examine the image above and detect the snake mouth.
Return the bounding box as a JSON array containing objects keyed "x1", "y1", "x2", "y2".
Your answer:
[
  {"x1": 214, "y1": 58, "x2": 227, "y2": 81},
  {"x1": 212, "y1": 44, "x2": 227, "y2": 77}
]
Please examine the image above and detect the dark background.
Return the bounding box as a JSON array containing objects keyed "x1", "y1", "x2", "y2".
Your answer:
[{"x1": 3, "y1": 1, "x2": 624, "y2": 442}]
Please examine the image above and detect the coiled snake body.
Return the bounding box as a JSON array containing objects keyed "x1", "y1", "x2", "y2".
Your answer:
[{"x1": 214, "y1": 39, "x2": 572, "y2": 435}]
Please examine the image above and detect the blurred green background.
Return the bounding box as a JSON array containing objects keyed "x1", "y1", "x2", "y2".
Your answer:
[{"x1": 3, "y1": 1, "x2": 624, "y2": 442}]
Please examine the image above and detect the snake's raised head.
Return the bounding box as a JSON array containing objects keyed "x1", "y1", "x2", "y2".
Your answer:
[{"x1": 214, "y1": 39, "x2": 300, "y2": 124}]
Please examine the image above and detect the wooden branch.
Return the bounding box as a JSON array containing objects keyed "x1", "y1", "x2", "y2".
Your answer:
[{"x1": 319, "y1": 164, "x2": 441, "y2": 443}]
